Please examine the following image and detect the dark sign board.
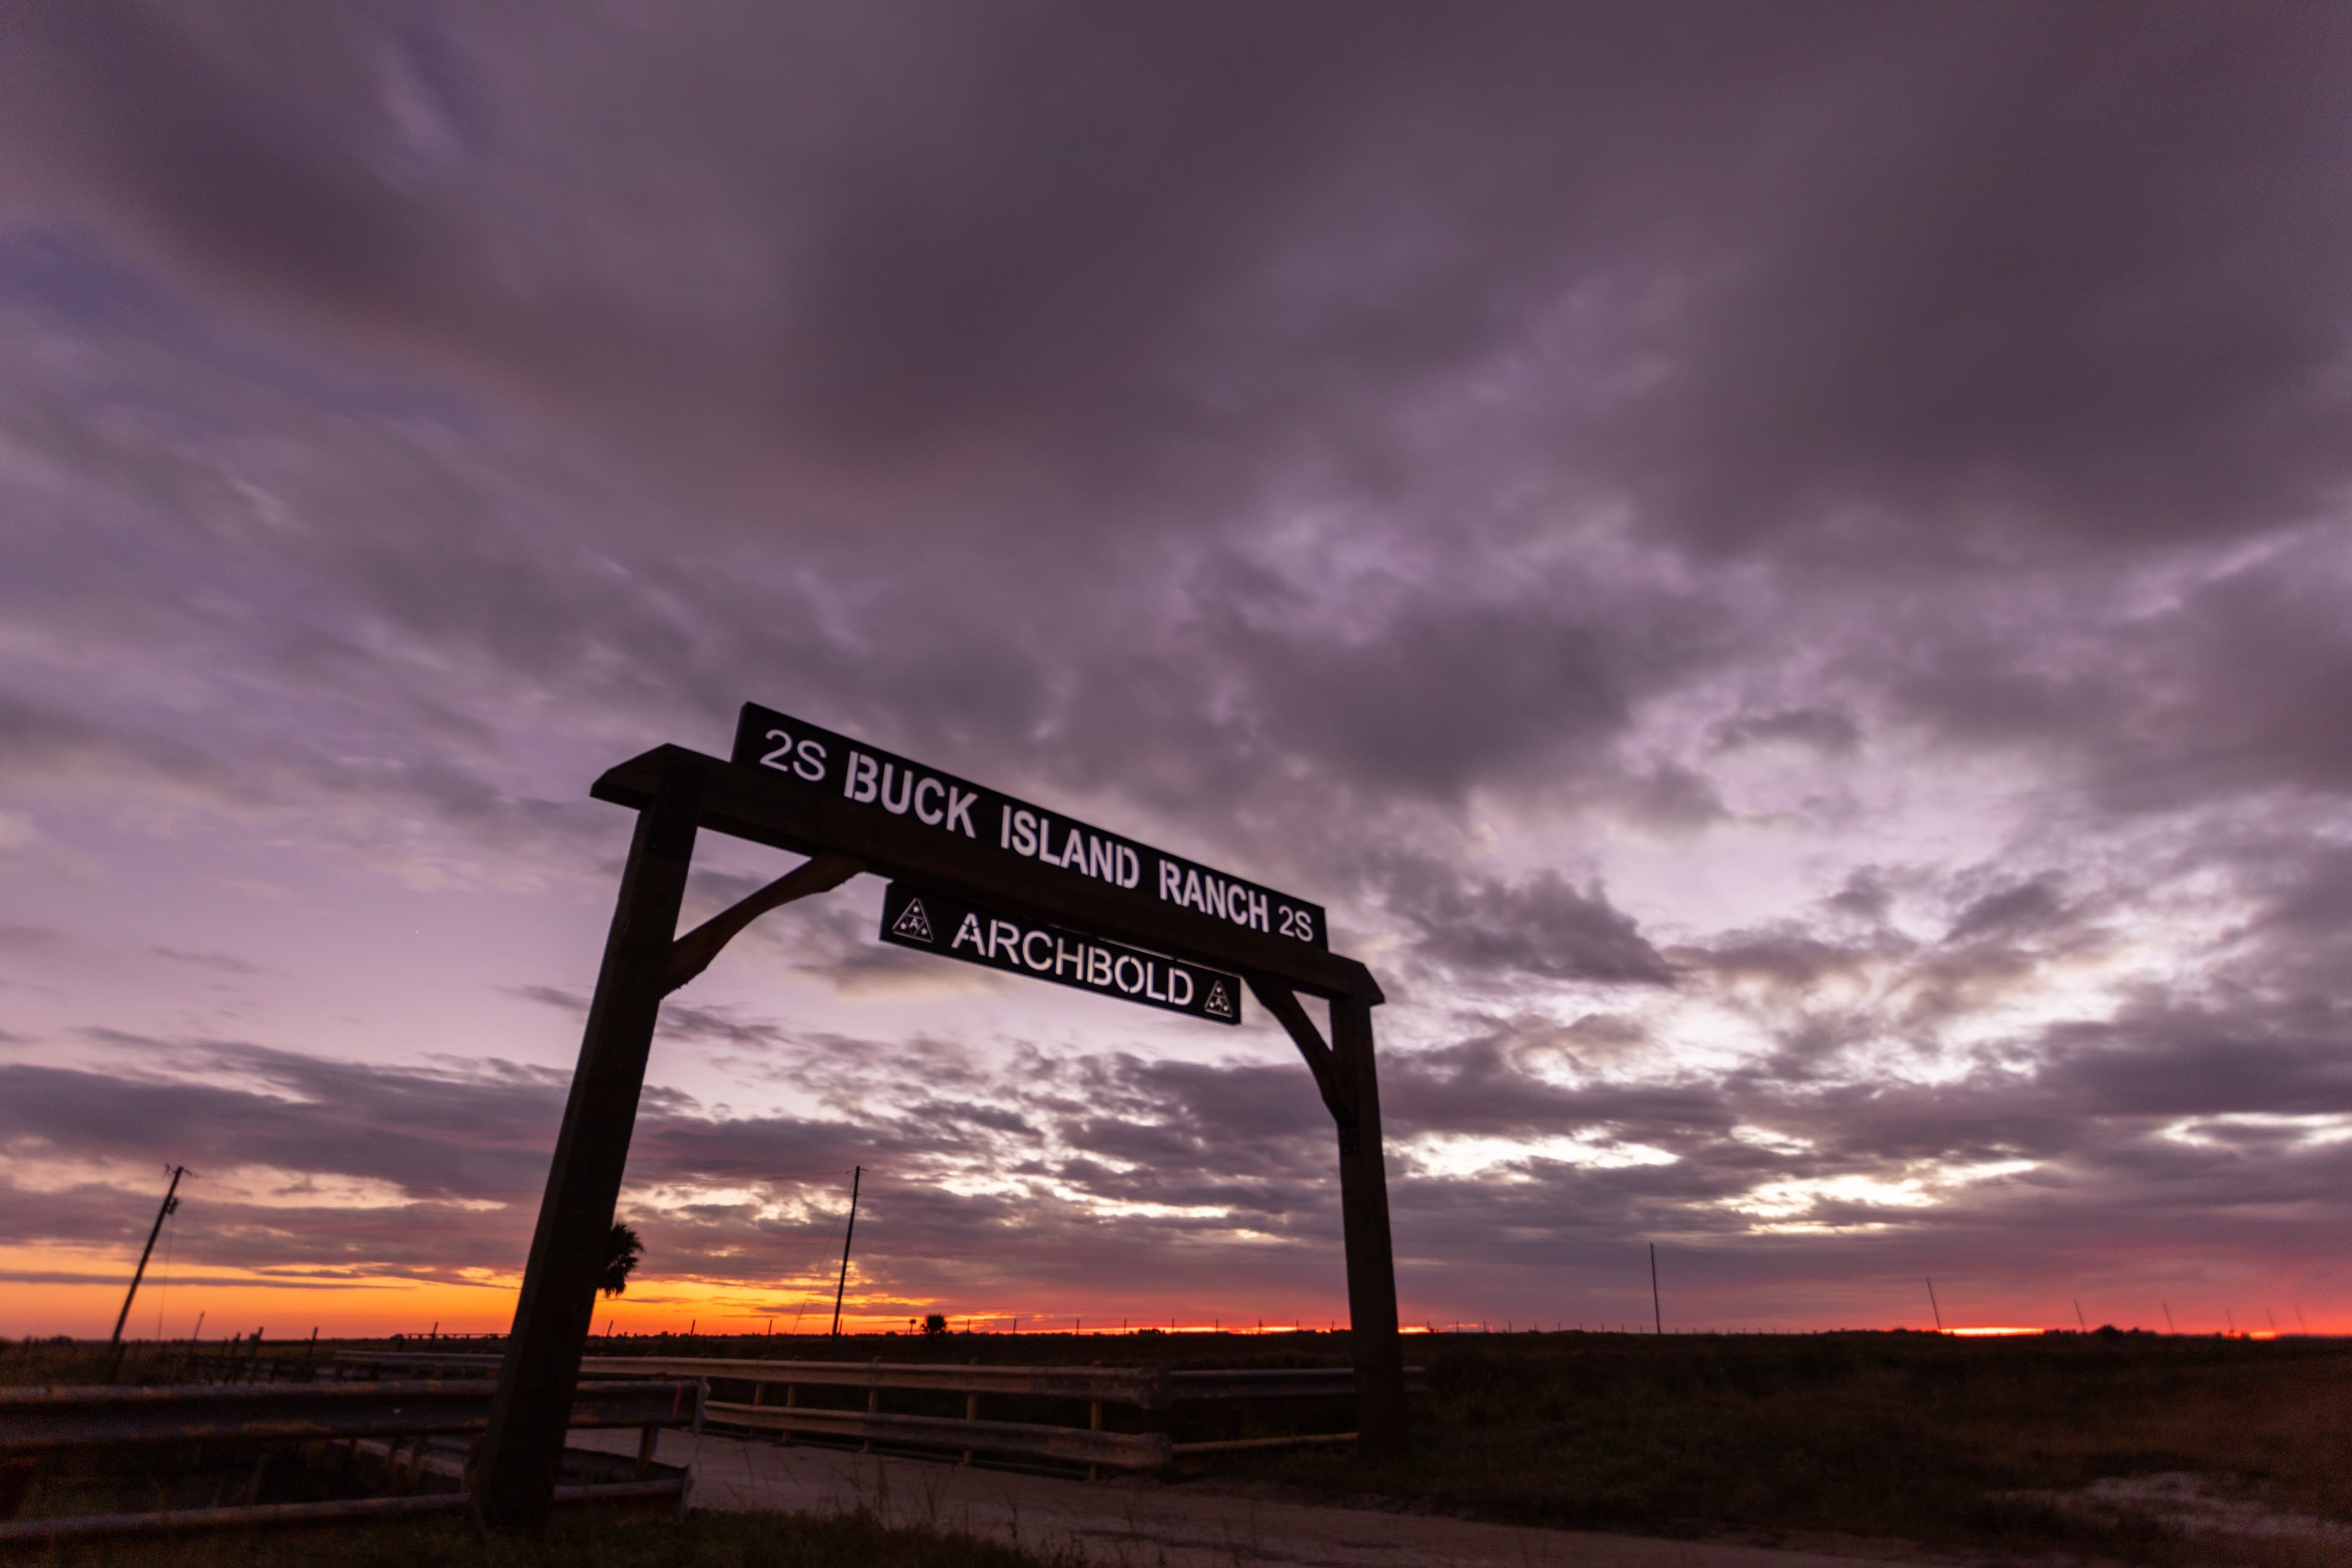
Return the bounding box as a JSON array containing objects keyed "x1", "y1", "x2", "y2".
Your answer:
[
  {"x1": 733, "y1": 703, "x2": 1326, "y2": 951},
  {"x1": 878, "y1": 882, "x2": 1243, "y2": 1025}
]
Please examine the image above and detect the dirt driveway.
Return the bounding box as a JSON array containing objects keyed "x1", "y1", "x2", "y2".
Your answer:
[{"x1": 572, "y1": 1427, "x2": 1934, "y2": 1568}]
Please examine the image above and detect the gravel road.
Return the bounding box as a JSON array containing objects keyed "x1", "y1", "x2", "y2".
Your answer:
[{"x1": 571, "y1": 1427, "x2": 1931, "y2": 1568}]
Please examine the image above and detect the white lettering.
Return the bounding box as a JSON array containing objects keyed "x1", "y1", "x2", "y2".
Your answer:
[
  {"x1": 1203, "y1": 875, "x2": 1229, "y2": 921},
  {"x1": 952, "y1": 913, "x2": 984, "y2": 952},
  {"x1": 1011, "y1": 810, "x2": 1038, "y2": 856},
  {"x1": 914, "y1": 776, "x2": 944, "y2": 825},
  {"x1": 1248, "y1": 890, "x2": 1270, "y2": 932},
  {"x1": 947, "y1": 787, "x2": 978, "y2": 838},
  {"x1": 1022, "y1": 930, "x2": 1054, "y2": 971},
  {"x1": 987, "y1": 919, "x2": 1020, "y2": 960},
  {"x1": 1167, "y1": 969, "x2": 1193, "y2": 1006},
  {"x1": 1087, "y1": 836, "x2": 1115, "y2": 881},
  {"x1": 1117, "y1": 845, "x2": 1140, "y2": 889},
  {"x1": 760, "y1": 729, "x2": 794, "y2": 771},
  {"x1": 794, "y1": 739, "x2": 827, "y2": 782},
  {"x1": 1182, "y1": 869, "x2": 1204, "y2": 911},
  {"x1": 846, "y1": 751, "x2": 879, "y2": 803},
  {"x1": 1000, "y1": 804, "x2": 1012, "y2": 848},
  {"x1": 1158, "y1": 860, "x2": 1182, "y2": 901},
  {"x1": 1055, "y1": 937, "x2": 1086, "y2": 980},
  {"x1": 1145, "y1": 963, "x2": 1167, "y2": 1002},
  {"x1": 1087, "y1": 948, "x2": 1113, "y2": 987},
  {"x1": 879, "y1": 761, "x2": 914, "y2": 815},
  {"x1": 1113, "y1": 954, "x2": 1145, "y2": 993}
]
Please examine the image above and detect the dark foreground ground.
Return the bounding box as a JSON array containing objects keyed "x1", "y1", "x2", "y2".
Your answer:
[
  {"x1": 580, "y1": 1322, "x2": 2351, "y2": 1554},
  {"x1": 10, "y1": 1329, "x2": 2347, "y2": 1564},
  {"x1": 18, "y1": 1510, "x2": 1078, "y2": 1568},
  {"x1": 1231, "y1": 1329, "x2": 2348, "y2": 1561}
]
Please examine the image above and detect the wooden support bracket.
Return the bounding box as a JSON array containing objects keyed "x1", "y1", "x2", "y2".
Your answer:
[
  {"x1": 1246, "y1": 976, "x2": 1357, "y2": 1152},
  {"x1": 663, "y1": 852, "x2": 865, "y2": 995}
]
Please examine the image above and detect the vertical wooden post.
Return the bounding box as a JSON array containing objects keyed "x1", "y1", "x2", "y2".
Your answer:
[
  {"x1": 475, "y1": 761, "x2": 701, "y2": 1533},
  {"x1": 1331, "y1": 985, "x2": 1407, "y2": 1460}
]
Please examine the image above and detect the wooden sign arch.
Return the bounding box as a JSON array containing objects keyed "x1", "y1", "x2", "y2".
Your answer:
[{"x1": 475, "y1": 710, "x2": 1404, "y2": 1531}]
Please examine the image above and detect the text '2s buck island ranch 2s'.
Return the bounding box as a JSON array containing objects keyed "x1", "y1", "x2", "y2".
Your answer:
[{"x1": 731, "y1": 702, "x2": 1328, "y2": 948}]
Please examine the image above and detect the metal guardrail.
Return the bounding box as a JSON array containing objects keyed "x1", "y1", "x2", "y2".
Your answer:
[
  {"x1": 315, "y1": 1352, "x2": 496, "y2": 1378},
  {"x1": 0, "y1": 1381, "x2": 703, "y2": 1542},
  {"x1": 352, "y1": 1353, "x2": 1419, "y2": 1409},
  {"x1": 0, "y1": 1379, "x2": 704, "y2": 1453},
  {"x1": 339, "y1": 1353, "x2": 1422, "y2": 1472},
  {"x1": 706, "y1": 1401, "x2": 1172, "y2": 1469}
]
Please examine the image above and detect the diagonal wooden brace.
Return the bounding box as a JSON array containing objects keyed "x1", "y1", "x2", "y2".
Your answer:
[
  {"x1": 664, "y1": 852, "x2": 865, "y2": 995},
  {"x1": 1247, "y1": 976, "x2": 1358, "y2": 1153}
]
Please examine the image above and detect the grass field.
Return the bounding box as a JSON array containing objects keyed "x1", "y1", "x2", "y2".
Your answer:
[
  {"x1": 577, "y1": 1325, "x2": 2352, "y2": 1560},
  {"x1": 8, "y1": 1329, "x2": 2346, "y2": 1563},
  {"x1": 1218, "y1": 1330, "x2": 2350, "y2": 1555}
]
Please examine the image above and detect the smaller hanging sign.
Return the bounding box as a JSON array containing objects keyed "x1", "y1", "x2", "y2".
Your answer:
[{"x1": 877, "y1": 882, "x2": 1242, "y2": 1026}]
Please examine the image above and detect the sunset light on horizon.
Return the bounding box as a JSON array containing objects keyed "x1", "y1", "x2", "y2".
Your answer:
[{"x1": 3, "y1": 5, "x2": 2348, "y2": 1371}]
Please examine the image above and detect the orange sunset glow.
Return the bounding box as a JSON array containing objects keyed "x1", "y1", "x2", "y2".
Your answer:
[{"x1": 1, "y1": 4, "x2": 2346, "y2": 1398}]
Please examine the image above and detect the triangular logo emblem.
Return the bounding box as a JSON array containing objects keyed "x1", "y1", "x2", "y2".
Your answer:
[
  {"x1": 891, "y1": 897, "x2": 935, "y2": 943},
  {"x1": 1204, "y1": 979, "x2": 1233, "y2": 1017}
]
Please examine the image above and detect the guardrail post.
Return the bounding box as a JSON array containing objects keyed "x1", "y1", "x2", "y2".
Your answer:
[
  {"x1": 1333, "y1": 986, "x2": 1407, "y2": 1460},
  {"x1": 475, "y1": 761, "x2": 702, "y2": 1533}
]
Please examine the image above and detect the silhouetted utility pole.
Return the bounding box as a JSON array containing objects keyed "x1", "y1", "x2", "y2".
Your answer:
[
  {"x1": 111, "y1": 1167, "x2": 186, "y2": 1344},
  {"x1": 1926, "y1": 1276, "x2": 1944, "y2": 1331},
  {"x1": 829, "y1": 1166, "x2": 862, "y2": 1338},
  {"x1": 107, "y1": 1165, "x2": 187, "y2": 1383}
]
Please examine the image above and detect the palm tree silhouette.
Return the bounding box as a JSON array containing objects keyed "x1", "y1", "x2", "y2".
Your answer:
[{"x1": 601, "y1": 1223, "x2": 643, "y2": 1298}]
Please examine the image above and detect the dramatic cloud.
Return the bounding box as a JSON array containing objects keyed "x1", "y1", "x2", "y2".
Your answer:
[{"x1": 0, "y1": 2, "x2": 2346, "y2": 1336}]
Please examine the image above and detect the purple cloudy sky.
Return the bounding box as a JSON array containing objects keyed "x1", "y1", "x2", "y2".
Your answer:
[{"x1": 2, "y1": 2, "x2": 2348, "y2": 1339}]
